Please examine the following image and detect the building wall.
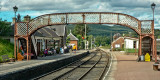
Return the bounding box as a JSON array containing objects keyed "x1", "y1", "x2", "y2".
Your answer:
[
  {"x1": 112, "y1": 37, "x2": 124, "y2": 50},
  {"x1": 124, "y1": 39, "x2": 139, "y2": 49},
  {"x1": 69, "y1": 40, "x2": 78, "y2": 49},
  {"x1": 10, "y1": 38, "x2": 14, "y2": 43}
]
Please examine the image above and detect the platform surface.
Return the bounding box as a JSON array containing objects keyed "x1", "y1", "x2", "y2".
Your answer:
[
  {"x1": 103, "y1": 49, "x2": 160, "y2": 80},
  {"x1": 0, "y1": 50, "x2": 87, "y2": 75}
]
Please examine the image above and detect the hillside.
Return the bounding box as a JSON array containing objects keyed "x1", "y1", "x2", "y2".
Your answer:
[{"x1": 66, "y1": 24, "x2": 137, "y2": 36}]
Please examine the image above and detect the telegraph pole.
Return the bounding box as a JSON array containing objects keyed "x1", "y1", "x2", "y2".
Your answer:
[
  {"x1": 85, "y1": 24, "x2": 86, "y2": 50},
  {"x1": 91, "y1": 37, "x2": 92, "y2": 49},
  {"x1": 111, "y1": 29, "x2": 112, "y2": 51}
]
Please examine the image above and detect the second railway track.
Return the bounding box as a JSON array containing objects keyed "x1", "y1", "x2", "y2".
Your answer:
[{"x1": 33, "y1": 48, "x2": 111, "y2": 80}]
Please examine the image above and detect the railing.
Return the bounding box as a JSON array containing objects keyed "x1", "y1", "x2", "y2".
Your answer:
[{"x1": 15, "y1": 12, "x2": 153, "y2": 36}]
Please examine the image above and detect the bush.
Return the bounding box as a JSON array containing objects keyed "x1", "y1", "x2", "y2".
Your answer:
[
  {"x1": 113, "y1": 48, "x2": 122, "y2": 51},
  {"x1": 0, "y1": 37, "x2": 14, "y2": 61},
  {"x1": 125, "y1": 49, "x2": 138, "y2": 53},
  {"x1": 100, "y1": 44, "x2": 111, "y2": 49}
]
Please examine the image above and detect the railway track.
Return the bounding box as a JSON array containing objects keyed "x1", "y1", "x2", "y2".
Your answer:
[{"x1": 33, "y1": 48, "x2": 111, "y2": 80}]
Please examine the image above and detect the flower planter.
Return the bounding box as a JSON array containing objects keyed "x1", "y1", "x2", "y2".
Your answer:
[{"x1": 10, "y1": 58, "x2": 15, "y2": 62}]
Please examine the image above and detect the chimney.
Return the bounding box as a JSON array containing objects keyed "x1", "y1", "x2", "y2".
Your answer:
[
  {"x1": 12, "y1": 17, "x2": 16, "y2": 24},
  {"x1": 24, "y1": 15, "x2": 31, "y2": 22}
]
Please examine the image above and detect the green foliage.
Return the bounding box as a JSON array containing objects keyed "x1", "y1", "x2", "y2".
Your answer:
[
  {"x1": 73, "y1": 24, "x2": 90, "y2": 37},
  {"x1": 155, "y1": 29, "x2": 160, "y2": 38},
  {"x1": 67, "y1": 24, "x2": 138, "y2": 37},
  {"x1": 0, "y1": 20, "x2": 12, "y2": 36},
  {"x1": 76, "y1": 34, "x2": 84, "y2": 49},
  {"x1": 67, "y1": 24, "x2": 140, "y2": 48},
  {"x1": 0, "y1": 37, "x2": 14, "y2": 62},
  {"x1": 87, "y1": 24, "x2": 138, "y2": 37},
  {"x1": 66, "y1": 36, "x2": 70, "y2": 45},
  {"x1": 95, "y1": 36, "x2": 111, "y2": 46},
  {"x1": 39, "y1": 50, "x2": 44, "y2": 56},
  {"x1": 69, "y1": 24, "x2": 90, "y2": 49},
  {"x1": 113, "y1": 48, "x2": 123, "y2": 51},
  {"x1": 100, "y1": 44, "x2": 111, "y2": 49},
  {"x1": 125, "y1": 49, "x2": 138, "y2": 53}
]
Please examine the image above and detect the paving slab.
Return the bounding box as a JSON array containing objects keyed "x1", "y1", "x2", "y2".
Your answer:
[
  {"x1": 114, "y1": 52, "x2": 160, "y2": 80},
  {"x1": 102, "y1": 49, "x2": 160, "y2": 80}
]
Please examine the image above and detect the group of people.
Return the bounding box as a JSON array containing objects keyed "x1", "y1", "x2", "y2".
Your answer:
[
  {"x1": 43, "y1": 47, "x2": 65, "y2": 57},
  {"x1": 20, "y1": 44, "x2": 78, "y2": 57}
]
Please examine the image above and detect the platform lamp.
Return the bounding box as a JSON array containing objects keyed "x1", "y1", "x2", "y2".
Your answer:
[
  {"x1": 13, "y1": 6, "x2": 18, "y2": 21},
  {"x1": 151, "y1": 3, "x2": 158, "y2": 63},
  {"x1": 13, "y1": 6, "x2": 18, "y2": 59},
  {"x1": 151, "y1": 3, "x2": 156, "y2": 20}
]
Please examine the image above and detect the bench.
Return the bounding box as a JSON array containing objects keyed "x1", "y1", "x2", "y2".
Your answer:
[
  {"x1": 153, "y1": 63, "x2": 160, "y2": 71},
  {"x1": 1, "y1": 55, "x2": 10, "y2": 62}
]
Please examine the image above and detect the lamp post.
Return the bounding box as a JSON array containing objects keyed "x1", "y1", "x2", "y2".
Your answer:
[
  {"x1": 151, "y1": 3, "x2": 156, "y2": 20},
  {"x1": 13, "y1": 6, "x2": 18, "y2": 59},
  {"x1": 85, "y1": 24, "x2": 86, "y2": 50},
  {"x1": 13, "y1": 6, "x2": 18, "y2": 20},
  {"x1": 151, "y1": 3, "x2": 157, "y2": 63}
]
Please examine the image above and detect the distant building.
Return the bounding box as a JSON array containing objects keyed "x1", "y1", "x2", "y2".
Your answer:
[
  {"x1": 156, "y1": 39, "x2": 160, "y2": 55},
  {"x1": 113, "y1": 33, "x2": 121, "y2": 41},
  {"x1": 67, "y1": 30, "x2": 79, "y2": 49},
  {"x1": 48, "y1": 25, "x2": 67, "y2": 47},
  {"x1": 112, "y1": 37, "x2": 139, "y2": 50}
]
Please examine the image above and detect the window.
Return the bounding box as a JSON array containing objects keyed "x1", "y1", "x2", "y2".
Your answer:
[
  {"x1": 133, "y1": 41, "x2": 136, "y2": 48},
  {"x1": 115, "y1": 44, "x2": 120, "y2": 48}
]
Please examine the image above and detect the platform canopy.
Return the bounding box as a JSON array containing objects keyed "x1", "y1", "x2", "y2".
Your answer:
[{"x1": 33, "y1": 27, "x2": 61, "y2": 40}]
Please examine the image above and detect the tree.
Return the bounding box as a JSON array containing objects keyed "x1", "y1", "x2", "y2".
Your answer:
[
  {"x1": 0, "y1": 19, "x2": 12, "y2": 36},
  {"x1": 73, "y1": 24, "x2": 90, "y2": 37},
  {"x1": 95, "y1": 36, "x2": 111, "y2": 47},
  {"x1": 76, "y1": 34, "x2": 84, "y2": 49},
  {"x1": 155, "y1": 29, "x2": 160, "y2": 38}
]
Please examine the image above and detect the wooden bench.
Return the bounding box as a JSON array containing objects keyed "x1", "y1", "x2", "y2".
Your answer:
[
  {"x1": 1, "y1": 55, "x2": 10, "y2": 62},
  {"x1": 153, "y1": 63, "x2": 160, "y2": 71}
]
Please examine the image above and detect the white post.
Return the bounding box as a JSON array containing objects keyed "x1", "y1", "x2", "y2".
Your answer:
[
  {"x1": 42, "y1": 38, "x2": 45, "y2": 50},
  {"x1": 85, "y1": 24, "x2": 86, "y2": 50}
]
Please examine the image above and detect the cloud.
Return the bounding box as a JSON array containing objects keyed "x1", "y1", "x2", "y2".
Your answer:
[{"x1": 0, "y1": 0, "x2": 159, "y2": 28}]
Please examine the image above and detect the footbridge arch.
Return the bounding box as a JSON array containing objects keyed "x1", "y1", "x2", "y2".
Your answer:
[{"x1": 14, "y1": 12, "x2": 156, "y2": 62}]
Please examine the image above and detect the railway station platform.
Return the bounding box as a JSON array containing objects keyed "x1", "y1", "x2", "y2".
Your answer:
[
  {"x1": 0, "y1": 50, "x2": 91, "y2": 80},
  {"x1": 103, "y1": 49, "x2": 160, "y2": 80}
]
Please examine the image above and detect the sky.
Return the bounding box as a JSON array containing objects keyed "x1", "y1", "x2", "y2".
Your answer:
[{"x1": 0, "y1": 0, "x2": 160, "y2": 29}]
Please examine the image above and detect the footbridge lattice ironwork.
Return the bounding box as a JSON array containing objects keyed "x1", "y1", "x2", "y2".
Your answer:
[{"x1": 14, "y1": 12, "x2": 157, "y2": 62}]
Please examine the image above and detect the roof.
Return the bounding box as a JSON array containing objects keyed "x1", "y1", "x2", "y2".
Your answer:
[
  {"x1": 112, "y1": 37, "x2": 138, "y2": 44},
  {"x1": 124, "y1": 37, "x2": 138, "y2": 40},
  {"x1": 33, "y1": 27, "x2": 60, "y2": 40},
  {"x1": 46, "y1": 25, "x2": 66, "y2": 36},
  {"x1": 68, "y1": 30, "x2": 78, "y2": 41},
  {"x1": 112, "y1": 37, "x2": 124, "y2": 44}
]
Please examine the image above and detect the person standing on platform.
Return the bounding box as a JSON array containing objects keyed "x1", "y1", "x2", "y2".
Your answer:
[
  {"x1": 60, "y1": 47, "x2": 62, "y2": 54},
  {"x1": 62, "y1": 47, "x2": 64, "y2": 54},
  {"x1": 44, "y1": 49, "x2": 48, "y2": 57},
  {"x1": 20, "y1": 46, "x2": 24, "y2": 55},
  {"x1": 54, "y1": 49, "x2": 56, "y2": 54},
  {"x1": 60, "y1": 47, "x2": 64, "y2": 54},
  {"x1": 72, "y1": 45, "x2": 77, "y2": 54}
]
